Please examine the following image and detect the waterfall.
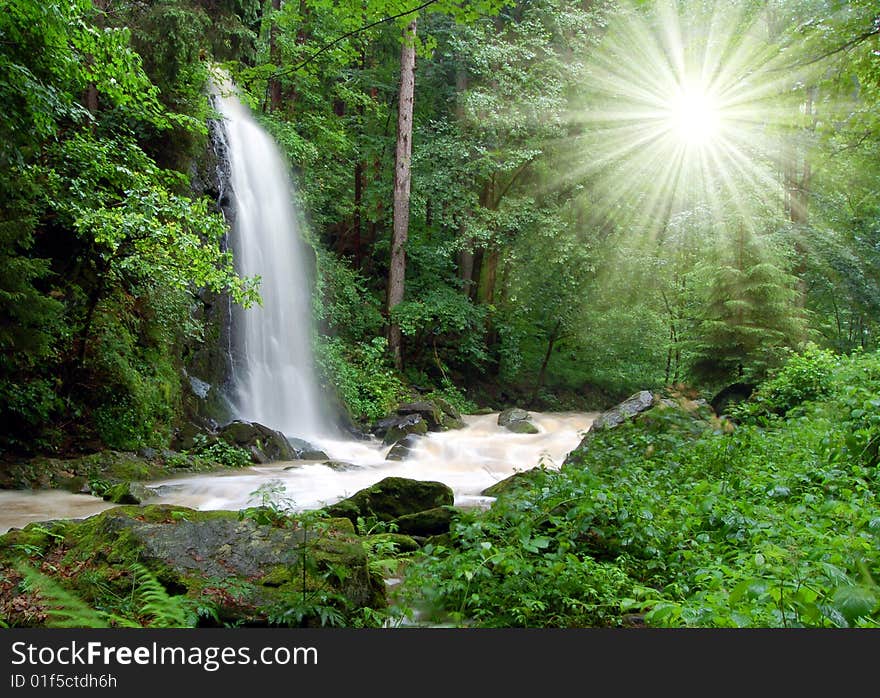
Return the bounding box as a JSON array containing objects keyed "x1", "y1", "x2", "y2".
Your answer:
[{"x1": 214, "y1": 84, "x2": 333, "y2": 439}]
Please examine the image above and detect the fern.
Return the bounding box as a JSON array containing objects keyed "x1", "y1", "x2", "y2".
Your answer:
[
  {"x1": 16, "y1": 564, "x2": 108, "y2": 628},
  {"x1": 129, "y1": 563, "x2": 194, "y2": 628}
]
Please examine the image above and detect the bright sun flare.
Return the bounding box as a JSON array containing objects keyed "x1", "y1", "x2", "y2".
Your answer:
[
  {"x1": 564, "y1": 0, "x2": 800, "y2": 238},
  {"x1": 666, "y1": 84, "x2": 722, "y2": 146}
]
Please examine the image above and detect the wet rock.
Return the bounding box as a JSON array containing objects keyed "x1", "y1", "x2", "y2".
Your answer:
[
  {"x1": 382, "y1": 414, "x2": 428, "y2": 445},
  {"x1": 287, "y1": 437, "x2": 329, "y2": 460},
  {"x1": 441, "y1": 414, "x2": 466, "y2": 431},
  {"x1": 397, "y1": 402, "x2": 444, "y2": 430},
  {"x1": 101, "y1": 482, "x2": 157, "y2": 505},
  {"x1": 433, "y1": 397, "x2": 462, "y2": 421},
  {"x1": 497, "y1": 407, "x2": 539, "y2": 434},
  {"x1": 385, "y1": 434, "x2": 422, "y2": 461},
  {"x1": 324, "y1": 477, "x2": 454, "y2": 524},
  {"x1": 393, "y1": 506, "x2": 458, "y2": 537},
  {"x1": 218, "y1": 420, "x2": 296, "y2": 462},
  {"x1": 322, "y1": 460, "x2": 357, "y2": 471}
]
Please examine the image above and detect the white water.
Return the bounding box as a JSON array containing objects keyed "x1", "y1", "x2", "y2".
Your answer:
[
  {"x1": 0, "y1": 412, "x2": 595, "y2": 533},
  {"x1": 216, "y1": 85, "x2": 333, "y2": 438}
]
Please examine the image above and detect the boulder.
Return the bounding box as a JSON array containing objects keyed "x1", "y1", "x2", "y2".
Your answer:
[
  {"x1": 0, "y1": 506, "x2": 384, "y2": 627},
  {"x1": 218, "y1": 420, "x2": 296, "y2": 463},
  {"x1": 392, "y1": 506, "x2": 458, "y2": 537},
  {"x1": 324, "y1": 477, "x2": 454, "y2": 524},
  {"x1": 591, "y1": 391, "x2": 655, "y2": 430},
  {"x1": 441, "y1": 414, "x2": 466, "y2": 430},
  {"x1": 101, "y1": 482, "x2": 157, "y2": 505},
  {"x1": 481, "y1": 470, "x2": 545, "y2": 498},
  {"x1": 385, "y1": 434, "x2": 423, "y2": 461},
  {"x1": 397, "y1": 401, "x2": 444, "y2": 430},
  {"x1": 287, "y1": 437, "x2": 329, "y2": 460},
  {"x1": 382, "y1": 414, "x2": 428, "y2": 445},
  {"x1": 433, "y1": 397, "x2": 462, "y2": 421},
  {"x1": 497, "y1": 407, "x2": 539, "y2": 434}
]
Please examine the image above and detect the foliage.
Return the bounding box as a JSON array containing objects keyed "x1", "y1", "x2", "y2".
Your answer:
[
  {"x1": 188, "y1": 434, "x2": 251, "y2": 468},
  {"x1": 403, "y1": 349, "x2": 880, "y2": 627}
]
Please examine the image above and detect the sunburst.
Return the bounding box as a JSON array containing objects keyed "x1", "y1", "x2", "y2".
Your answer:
[{"x1": 564, "y1": 0, "x2": 808, "y2": 240}]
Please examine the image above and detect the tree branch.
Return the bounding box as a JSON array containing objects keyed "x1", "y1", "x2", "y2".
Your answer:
[{"x1": 270, "y1": 0, "x2": 441, "y2": 80}]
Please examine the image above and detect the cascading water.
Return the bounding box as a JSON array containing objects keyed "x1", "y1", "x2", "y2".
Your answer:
[{"x1": 214, "y1": 84, "x2": 333, "y2": 439}]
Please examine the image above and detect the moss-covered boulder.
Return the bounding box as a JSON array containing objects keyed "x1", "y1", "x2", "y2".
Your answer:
[
  {"x1": 324, "y1": 477, "x2": 454, "y2": 524},
  {"x1": 101, "y1": 482, "x2": 157, "y2": 505},
  {"x1": 481, "y1": 469, "x2": 547, "y2": 498},
  {"x1": 393, "y1": 506, "x2": 459, "y2": 536},
  {"x1": 0, "y1": 505, "x2": 385, "y2": 627}
]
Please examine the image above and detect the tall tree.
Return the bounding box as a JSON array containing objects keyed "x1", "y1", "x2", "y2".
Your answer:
[{"x1": 388, "y1": 19, "x2": 417, "y2": 370}]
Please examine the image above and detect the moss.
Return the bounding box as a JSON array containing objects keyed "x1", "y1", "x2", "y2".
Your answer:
[{"x1": 366, "y1": 533, "x2": 420, "y2": 554}]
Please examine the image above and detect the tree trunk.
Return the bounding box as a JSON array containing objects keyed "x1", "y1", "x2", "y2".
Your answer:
[
  {"x1": 268, "y1": 0, "x2": 282, "y2": 112},
  {"x1": 532, "y1": 319, "x2": 561, "y2": 402},
  {"x1": 387, "y1": 20, "x2": 417, "y2": 371}
]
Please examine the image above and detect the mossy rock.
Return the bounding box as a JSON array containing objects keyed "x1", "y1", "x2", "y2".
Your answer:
[
  {"x1": 396, "y1": 401, "x2": 444, "y2": 430},
  {"x1": 382, "y1": 415, "x2": 428, "y2": 445},
  {"x1": 392, "y1": 506, "x2": 459, "y2": 536},
  {"x1": 324, "y1": 477, "x2": 454, "y2": 524},
  {"x1": 0, "y1": 505, "x2": 385, "y2": 627},
  {"x1": 481, "y1": 470, "x2": 548, "y2": 498},
  {"x1": 365, "y1": 533, "x2": 420, "y2": 554},
  {"x1": 504, "y1": 420, "x2": 539, "y2": 434}
]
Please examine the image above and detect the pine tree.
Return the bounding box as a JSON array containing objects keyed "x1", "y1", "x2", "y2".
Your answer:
[{"x1": 689, "y1": 226, "x2": 805, "y2": 384}]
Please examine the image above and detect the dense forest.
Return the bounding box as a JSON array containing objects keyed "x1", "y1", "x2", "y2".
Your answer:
[{"x1": 1, "y1": 0, "x2": 880, "y2": 628}]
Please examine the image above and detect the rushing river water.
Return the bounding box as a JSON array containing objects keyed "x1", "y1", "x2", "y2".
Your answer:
[{"x1": 0, "y1": 411, "x2": 594, "y2": 534}]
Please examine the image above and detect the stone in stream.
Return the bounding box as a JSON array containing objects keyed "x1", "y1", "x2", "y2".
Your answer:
[
  {"x1": 286, "y1": 437, "x2": 329, "y2": 460},
  {"x1": 590, "y1": 390, "x2": 655, "y2": 430},
  {"x1": 396, "y1": 401, "x2": 444, "y2": 430},
  {"x1": 382, "y1": 414, "x2": 428, "y2": 445},
  {"x1": 218, "y1": 420, "x2": 296, "y2": 463},
  {"x1": 385, "y1": 434, "x2": 423, "y2": 461},
  {"x1": 497, "y1": 407, "x2": 539, "y2": 434}
]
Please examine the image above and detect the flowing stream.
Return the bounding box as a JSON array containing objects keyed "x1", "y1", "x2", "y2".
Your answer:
[
  {"x1": 0, "y1": 86, "x2": 596, "y2": 535},
  {"x1": 0, "y1": 412, "x2": 595, "y2": 534}
]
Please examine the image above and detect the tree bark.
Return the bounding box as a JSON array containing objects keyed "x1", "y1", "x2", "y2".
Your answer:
[{"x1": 387, "y1": 20, "x2": 417, "y2": 371}]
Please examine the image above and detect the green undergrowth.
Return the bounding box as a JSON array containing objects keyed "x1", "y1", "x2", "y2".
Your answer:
[{"x1": 401, "y1": 349, "x2": 880, "y2": 627}]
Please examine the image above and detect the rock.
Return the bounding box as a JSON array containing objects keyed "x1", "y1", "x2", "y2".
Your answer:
[
  {"x1": 0, "y1": 505, "x2": 384, "y2": 627},
  {"x1": 441, "y1": 414, "x2": 466, "y2": 430},
  {"x1": 393, "y1": 506, "x2": 458, "y2": 536},
  {"x1": 563, "y1": 391, "x2": 656, "y2": 466},
  {"x1": 397, "y1": 402, "x2": 444, "y2": 430},
  {"x1": 324, "y1": 477, "x2": 454, "y2": 524},
  {"x1": 371, "y1": 415, "x2": 403, "y2": 438},
  {"x1": 481, "y1": 470, "x2": 545, "y2": 498},
  {"x1": 101, "y1": 482, "x2": 157, "y2": 505},
  {"x1": 385, "y1": 434, "x2": 422, "y2": 461},
  {"x1": 433, "y1": 397, "x2": 462, "y2": 421},
  {"x1": 498, "y1": 408, "x2": 530, "y2": 427},
  {"x1": 323, "y1": 460, "x2": 357, "y2": 471},
  {"x1": 287, "y1": 437, "x2": 329, "y2": 460},
  {"x1": 218, "y1": 420, "x2": 296, "y2": 462},
  {"x1": 591, "y1": 391, "x2": 655, "y2": 430},
  {"x1": 382, "y1": 414, "x2": 428, "y2": 445},
  {"x1": 497, "y1": 407, "x2": 539, "y2": 434},
  {"x1": 505, "y1": 420, "x2": 539, "y2": 434},
  {"x1": 473, "y1": 407, "x2": 494, "y2": 415},
  {"x1": 188, "y1": 375, "x2": 212, "y2": 400}
]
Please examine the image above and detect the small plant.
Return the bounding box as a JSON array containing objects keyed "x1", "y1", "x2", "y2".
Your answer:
[{"x1": 188, "y1": 434, "x2": 251, "y2": 468}]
